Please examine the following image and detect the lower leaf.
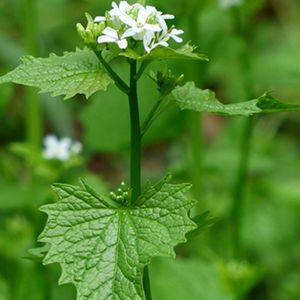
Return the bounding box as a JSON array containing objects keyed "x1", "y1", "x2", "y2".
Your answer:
[{"x1": 39, "y1": 176, "x2": 196, "y2": 300}]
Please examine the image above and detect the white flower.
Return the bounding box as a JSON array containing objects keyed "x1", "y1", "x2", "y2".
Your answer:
[
  {"x1": 219, "y1": 0, "x2": 243, "y2": 9},
  {"x1": 43, "y1": 135, "x2": 82, "y2": 161},
  {"x1": 121, "y1": 6, "x2": 162, "y2": 41},
  {"x1": 94, "y1": 1, "x2": 184, "y2": 53},
  {"x1": 110, "y1": 1, "x2": 132, "y2": 17},
  {"x1": 168, "y1": 28, "x2": 184, "y2": 43},
  {"x1": 145, "y1": 28, "x2": 184, "y2": 53},
  {"x1": 97, "y1": 27, "x2": 128, "y2": 49}
]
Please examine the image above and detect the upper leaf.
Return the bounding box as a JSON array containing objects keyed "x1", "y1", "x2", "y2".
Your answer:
[
  {"x1": 120, "y1": 43, "x2": 208, "y2": 61},
  {"x1": 0, "y1": 48, "x2": 113, "y2": 99},
  {"x1": 168, "y1": 82, "x2": 300, "y2": 116},
  {"x1": 39, "y1": 177, "x2": 196, "y2": 300}
]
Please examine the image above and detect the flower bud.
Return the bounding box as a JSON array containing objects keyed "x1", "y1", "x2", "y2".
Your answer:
[{"x1": 77, "y1": 13, "x2": 106, "y2": 47}]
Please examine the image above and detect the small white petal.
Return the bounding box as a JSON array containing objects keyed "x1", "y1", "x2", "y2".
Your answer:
[
  {"x1": 119, "y1": 1, "x2": 130, "y2": 12},
  {"x1": 119, "y1": 14, "x2": 137, "y2": 27},
  {"x1": 171, "y1": 35, "x2": 183, "y2": 43},
  {"x1": 157, "y1": 17, "x2": 168, "y2": 32},
  {"x1": 170, "y1": 29, "x2": 184, "y2": 35},
  {"x1": 57, "y1": 149, "x2": 69, "y2": 161},
  {"x1": 162, "y1": 14, "x2": 174, "y2": 20},
  {"x1": 60, "y1": 137, "x2": 72, "y2": 148},
  {"x1": 158, "y1": 41, "x2": 169, "y2": 47},
  {"x1": 144, "y1": 24, "x2": 162, "y2": 32},
  {"x1": 44, "y1": 135, "x2": 58, "y2": 148},
  {"x1": 71, "y1": 142, "x2": 82, "y2": 154},
  {"x1": 137, "y1": 8, "x2": 149, "y2": 24},
  {"x1": 133, "y1": 3, "x2": 144, "y2": 10},
  {"x1": 112, "y1": 2, "x2": 118, "y2": 9},
  {"x1": 122, "y1": 28, "x2": 137, "y2": 39},
  {"x1": 117, "y1": 39, "x2": 128, "y2": 49},
  {"x1": 102, "y1": 27, "x2": 119, "y2": 39},
  {"x1": 94, "y1": 16, "x2": 106, "y2": 22},
  {"x1": 145, "y1": 5, "x2": 157, "y2": 13},
  {"x1": 97, "y1": 36, "x2": 117, "y2": 43}
]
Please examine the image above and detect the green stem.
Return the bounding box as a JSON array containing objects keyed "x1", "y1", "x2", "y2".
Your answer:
[
  {"x1": 23, "y1": 0, "x2": 42, "y2": 149},
  {"x1": 128, "y1": 60, "x2": 152, "y2": 299},
  {"x1": 230, "y1": 6, "x2": 255, "y2": 259},
  {"x1": 128, "y1": 60, "x2": 141, "y2": 205},
  {"x1": 141, "y1": 96, "x2": 163, "y2": 137},
  {"x1": 231, "y1": 116, "x2": 254, "y2": 258},
  {"x1": 143, "y1": 266, "x2": 152, "y2": 300},
  {"x1": 93, "y1": 49, "x2": 129, "y2": 94},
  {"x1": 136, "y1": 60, "x2": 151, "y2": 81}
]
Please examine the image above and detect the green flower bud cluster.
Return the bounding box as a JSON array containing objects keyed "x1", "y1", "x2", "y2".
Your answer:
[
  {"x1": 109, "y1": 182, "x2": 131, "y2": 205},
  {"x1": 77, "y1": 13, "x2": 105, "y2": 46},
  {"x1": 151, "y1": 69, "x2": 184, "y2": 97}
]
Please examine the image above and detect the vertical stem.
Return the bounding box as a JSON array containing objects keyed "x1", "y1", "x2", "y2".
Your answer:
[
  {"x1": 128, "y1": 60, "x2": 141, "y2": 205},
  {"x1": 23, "y1": 0, "x2": 42, "y2": 149},
  {"x1": 128, "y1": 60, "x2": 152, "y2": 299},
  {"x1": 142, "y1": 266, "x2": 152, "y2": 300},
  {"x1": 231, "y1": 116, "x2": 254, "y2": 259},
  {"x1": 229, "y1": 7, "x2": 255, "y2": 259}
]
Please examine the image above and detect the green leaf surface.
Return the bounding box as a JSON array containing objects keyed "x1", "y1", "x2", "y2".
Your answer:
[
  {"x1": 168, "y1": 82, "x2": 300, "y2": 116},
  {"x1": 121, "y1": 43, "x2": 208, "y2": 61},
  {"x1": 39, "y1": 176, "x2": 196, "y2": 300},
  {"x1": 0, "y1": 48, "x2": 113, "y2": 99}
]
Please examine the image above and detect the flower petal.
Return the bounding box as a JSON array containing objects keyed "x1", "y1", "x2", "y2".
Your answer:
[
  {"x1": 117, "y1": 39, "x2": 128, "y2": 49},
  {"x1": 170, "y1": 35, "x2": 183, "y2": 43},
  {"x1": 162, "y1": 14, "x2": 174, "y2": 20},
  {"x1": 137, "y1": 8, "x2": 149, "y2": 24},
  {"x1": 119, "y1": 14, "x2": 137, "y2": 27},
  {"x1": 122, "y1": 28, "x2": 137, "y2": 39},
  {"x1": 97, "y1": 36, "x2": 116, "y2": 43},
  {"x1": 94, "y1": 16, "x2": 106, "y2": 22},
  {"x1": 102, "y1": 27, "x2": 119, "y2": 39},
  {"x1": 170, "y1": 29, "x2": 184, "y2": 35},
  {"x1": 144, "y1": 24, "x2": 162, "y2": 32}
]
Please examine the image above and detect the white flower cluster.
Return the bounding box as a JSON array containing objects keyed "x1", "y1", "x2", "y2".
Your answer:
[
  {"x1": 43, "y1": 135, "x2": 82, "y2": 161},
  {"x1": 219, "y1": 0, "x2": 243, "y2": 9},
  {"x1": 94, "y1": 1, "x2": 184, "y2": 53}
]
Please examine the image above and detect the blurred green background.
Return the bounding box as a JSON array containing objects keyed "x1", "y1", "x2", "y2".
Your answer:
[{"x1": 0, "y1": 0, "x2": 300, "y2": 299}]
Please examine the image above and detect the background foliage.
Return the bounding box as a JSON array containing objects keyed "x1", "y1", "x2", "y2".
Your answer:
[{"x1": 0, "y1": 0, "x2": 300, "y2": 299}]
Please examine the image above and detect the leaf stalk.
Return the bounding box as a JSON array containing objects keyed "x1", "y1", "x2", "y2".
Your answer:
[{"x1": 93, "y1": 49, "x2": 130, "y2": 95}]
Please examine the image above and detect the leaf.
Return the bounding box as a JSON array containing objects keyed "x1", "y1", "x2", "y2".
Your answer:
[
  {"x1": 0, "y1": 48, "x2": 113, "y2": 99},
  {"x1": 120, "y1": 43, "x2": 208, "y2": 61},
  {"x1": 168, "y1": 82, "x2": 300, "y2": 116},
  {"x1": 25, "y1": 244, "x2": 50, "y2": 261},
  {"x1": 186, "y1": 212, "x2": 216, "y2": 240},
  {"x1": 39, "y1": 176, "x2": 196, "y2": 300}
]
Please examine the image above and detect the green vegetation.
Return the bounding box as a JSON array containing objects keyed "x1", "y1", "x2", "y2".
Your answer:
[{"x1": 0, "y1": 0, "x2": 300, "y2": 299}]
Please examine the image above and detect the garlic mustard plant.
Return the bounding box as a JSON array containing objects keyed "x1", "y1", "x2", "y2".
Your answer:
[{"x1": 1, "y1": 1, "x2": 300, "y2": 299}]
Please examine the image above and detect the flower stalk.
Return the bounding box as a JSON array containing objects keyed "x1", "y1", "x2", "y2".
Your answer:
[{"x1": 128, "y1": 59, "x2": 141, "y2": 206}]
